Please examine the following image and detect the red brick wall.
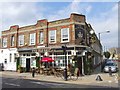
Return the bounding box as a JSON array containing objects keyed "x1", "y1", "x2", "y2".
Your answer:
[{"x1": 1, "y1": 13, "x2": 86, "y2": 49}]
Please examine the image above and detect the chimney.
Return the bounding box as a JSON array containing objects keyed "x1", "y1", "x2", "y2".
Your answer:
[{"x1": 70, "y1": 13, "x2": 86, "y2": 22}]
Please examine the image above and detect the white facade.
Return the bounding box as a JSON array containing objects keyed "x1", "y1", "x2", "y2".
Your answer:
[{"x1": 0, "y1": 48, "x2": 18, "y2": 71}]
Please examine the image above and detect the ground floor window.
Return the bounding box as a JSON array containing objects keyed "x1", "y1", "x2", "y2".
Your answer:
[
  {"x1": 20, "y1": 57, "x2": 26, "y2": 67},
  {"x1": 47, "y1": 55, "x2": 73, "y2": 68},
  {"x1": 31, "y1": 57, "x2": 36, "y2": 68}
]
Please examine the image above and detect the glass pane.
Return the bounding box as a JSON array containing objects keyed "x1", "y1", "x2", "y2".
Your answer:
[{"x1": 40, "y1": 32, "x2": 44, "y2": 43}]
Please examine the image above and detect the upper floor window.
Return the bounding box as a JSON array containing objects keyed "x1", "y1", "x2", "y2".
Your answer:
[
  {"x1": 61, "y1": 28, "x2": 69, "y2": 42},
  {"x1": 39, "y1": 31, "x2": 44, "y2": 44},
  {"x1": 18, "y1": 35, "x2": 24, "y2": 46},
  {"x1": 49, "y1": 30, "x2": 56, "y2": 43},
  {"x1": 30, "y1": 33, "x2": 36, "y2": 45},
  {"x1": 2, "y1": 38, "x2": 7, "y2": 48},
  {"x1": 11, "y1": 35, "x2": 15, "y2": 46}
]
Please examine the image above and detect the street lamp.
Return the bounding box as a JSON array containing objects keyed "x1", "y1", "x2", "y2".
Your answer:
[
  {"x1": 90, "y1": 29, "x2": 94, "y2": 35},
  {"x1": 62, "y1": 44, "x2": 67, "y2": 81},
  {"x1": 98, "y1": 31, "x2": 110, "y2": 72},
  {"x1": 98, "y1": 31, "x2": 110, "y2": 41}
]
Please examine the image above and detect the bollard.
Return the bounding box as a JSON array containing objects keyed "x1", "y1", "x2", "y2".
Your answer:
[{"x1": 64, "y1": 68, "x2": 67, "y2": 81}]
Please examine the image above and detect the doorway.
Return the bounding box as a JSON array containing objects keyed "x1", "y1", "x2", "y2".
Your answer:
[
  {"x1": 77, "y1": 57, "x2": 82, "y2": 75},
  {"x1": 26, "y1": 58, "x2": 30, "y2": 72}
]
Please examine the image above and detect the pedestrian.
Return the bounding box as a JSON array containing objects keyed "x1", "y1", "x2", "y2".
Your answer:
[
  {"x1": 109, "y1": 67, "x2": 112, "y2": 76},
  {"x1": 1, "y1": 63, "x2": 4, "y2": 71},
  {"x1": 32, "y1": 67, "x2": 36, "y2": 78}
]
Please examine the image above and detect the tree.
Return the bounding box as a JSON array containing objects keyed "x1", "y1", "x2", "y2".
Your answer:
[{"x1": 104, "y1": 51, "x2": 111, "y2": 59}]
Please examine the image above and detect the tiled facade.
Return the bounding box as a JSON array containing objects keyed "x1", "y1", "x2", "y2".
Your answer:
[{"x1": 1, "y1": 13, "x2": 102, "y2": 75}]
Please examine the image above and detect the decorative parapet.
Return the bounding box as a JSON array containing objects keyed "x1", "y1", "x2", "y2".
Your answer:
[
  {"x1": 2, "y1": 25, "x2": 19, "y2": 36},
  {"x1": 49, "y1": 18, "x2": 70, "y2": 26},
  {"x1": 36, "y1": 19, "x2": 48, "y2": 27},
  {"x1": 19, "y1": 25, "x2": 36, "y2": 31}
]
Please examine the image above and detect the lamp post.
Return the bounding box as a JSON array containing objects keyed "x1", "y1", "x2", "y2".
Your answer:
[
  {"x1": 98, "y1": 31, "x2": 110, "y2": 41},
  {"x1": 98, "y1": 31, "x2": 110, "y2": 72},
  {"x1": 62, "y1": 44, "x2": 67, "y2": 81}
]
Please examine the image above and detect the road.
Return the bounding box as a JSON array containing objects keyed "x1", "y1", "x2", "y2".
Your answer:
[{"x1": 1, "y1": 77, "x2": 117, "y2": 89}]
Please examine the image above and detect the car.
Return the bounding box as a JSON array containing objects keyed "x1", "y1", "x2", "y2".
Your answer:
[
  {"x1": 103, "y1": 62, "x2": 118, "y2": 73},
  {"x1": 106, "y1": 59, "x2": 114, "y2": 63}
]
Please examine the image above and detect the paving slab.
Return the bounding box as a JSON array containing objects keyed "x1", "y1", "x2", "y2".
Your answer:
[{"x1": 0, "y1": 71, "x2": 118, "y2": 87}]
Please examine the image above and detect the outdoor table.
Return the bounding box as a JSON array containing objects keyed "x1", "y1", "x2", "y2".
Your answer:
[
  {"x1": 55, "y1": 68, "x2": 63, "y2": 73},
  {"x1": 43, "y1": 68, "x2": 50, "y2": 75},
  {"x1": 39, "y1": 67, "x2": 44, "y2": 74}
]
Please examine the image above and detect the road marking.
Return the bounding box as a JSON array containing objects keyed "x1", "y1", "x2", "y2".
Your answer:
[
  {"x1": 31, "y1": 81, "x2": 65, "y2": 86},
  {"x1": 5, "y1": 83, "x2": 20, "y2": 87}
]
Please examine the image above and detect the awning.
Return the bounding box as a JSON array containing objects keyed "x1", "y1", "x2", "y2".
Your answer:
[{"x1": 41, "y1": 57, "x2": 54, "y2": 62}]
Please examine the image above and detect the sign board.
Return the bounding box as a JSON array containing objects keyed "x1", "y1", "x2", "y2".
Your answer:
[
  {"x1": 71, "y1": 50, "x2": 76, "y2": 56},
  {"x1": 44, "y1": 51, "x2": 49, "y2": 56},
  {"x1": 82, "y1": 50, "x2": 87, "y2": 56}
]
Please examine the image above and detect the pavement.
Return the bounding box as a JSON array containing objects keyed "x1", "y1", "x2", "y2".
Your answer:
[{"x1": 0, "y1": 71, "x2": 119, "y2": 88}]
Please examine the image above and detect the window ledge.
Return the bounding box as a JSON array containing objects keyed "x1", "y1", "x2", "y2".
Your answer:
[{"x1": 61, "y1": 41, "x2": 69, "y2": 43}]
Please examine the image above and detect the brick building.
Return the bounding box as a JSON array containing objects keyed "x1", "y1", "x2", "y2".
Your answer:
[{"x1": 0, "y1": 13, "x2": 102, "y2": 75}]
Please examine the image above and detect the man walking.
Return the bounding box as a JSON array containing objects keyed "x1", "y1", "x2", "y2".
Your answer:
[
  {"x1": 109, "y1": 67, "x2": 112, "y2": 76},
  {"x1": 32, "y1": 67, "x2": 36, "y2": 78}
]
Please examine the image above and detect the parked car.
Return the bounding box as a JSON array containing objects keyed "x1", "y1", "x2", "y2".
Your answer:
[
  {"x1": 101, "y1": 59, "x2": 113, "y2": 71},
  {"x1": 106, "y1": 59, "x2": 114, "y2": 63},
  {"x1": 103, "y1": 62, "x2": 118, "y2": 73}
]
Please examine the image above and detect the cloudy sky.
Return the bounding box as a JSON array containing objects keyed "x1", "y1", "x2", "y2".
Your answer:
[{"x1": 0, "y1": 0, "x2": 119, "y2": 50}]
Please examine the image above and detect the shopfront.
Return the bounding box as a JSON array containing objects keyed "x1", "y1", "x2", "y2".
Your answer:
[
  {"x1": 17, "y1": 48, "x2": 37, "y2": 72},
  {"x1": 36, "y1": 45, "x2": 89, "y2": 75}
]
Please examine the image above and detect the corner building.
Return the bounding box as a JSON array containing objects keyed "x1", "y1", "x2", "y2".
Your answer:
[{"x1": 1, "y1": 13, "x2": 102, "y2": 75}]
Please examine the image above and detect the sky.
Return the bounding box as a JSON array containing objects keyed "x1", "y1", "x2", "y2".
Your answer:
[{"x1": 0, "y1": 0, "x2": 119, "y2": 50}]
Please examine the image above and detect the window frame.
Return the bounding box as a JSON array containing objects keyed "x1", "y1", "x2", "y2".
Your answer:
[
  {"x1": 2, "y1": 37, "x2": 7, "y2": 48},
  {"x1": 29, "y1": 33, "x2": 36, "y2": 45},
  {"x1": 49, "y1": 30, "x2": 56, "y2": 43},
  {"x1": 39, "y1": 31, "x2": 44, "y2": 44},
  {"x1": 11, "y1": 35, "x2": 15, "y2": 47},
  {"x1": 18, "y1": 35, "x2": 24, "y2": 46},
  {"x1": 61, "y1": 28, "x2": 69, "y2": 43}
]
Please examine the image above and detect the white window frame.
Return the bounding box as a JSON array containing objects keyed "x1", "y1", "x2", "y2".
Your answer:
[
  {"x1": 39, "y1": 32, "x2": 44, "y2": 44},
  {"x1": 49, "y1": 30, "x2": 56, "y2": 43},
  {"x1": 18, "y1": 35, "x2": 24, "y2": 46},
  {"x1": 2, "y1": 38, "x2": 7, "y2": 48},
  {"x1": 61, "y1": 28, "x2": 69, "y2": 42},
  {"x1": 29, "y1": 33, "x2": 36, "y2": 45}
]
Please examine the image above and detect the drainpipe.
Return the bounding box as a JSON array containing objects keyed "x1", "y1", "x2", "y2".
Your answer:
[
  {"x1": 46, "y1": 22, "x2": 49, "y2": 47},
  {"x1": 16, "y1": 27, "x2": 19, "y2": 48},
  {"x1": 16, "y1": 26, "x2": 19, "y2": 71}
]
